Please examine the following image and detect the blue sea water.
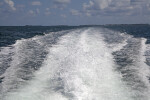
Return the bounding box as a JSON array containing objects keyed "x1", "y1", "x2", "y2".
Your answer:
[
  {"x1": 0, "y1": 26, "x2": 81, "y2": 47},
  {"x1": 0, "y1": 25, "x2": 150, "y2": 100}
]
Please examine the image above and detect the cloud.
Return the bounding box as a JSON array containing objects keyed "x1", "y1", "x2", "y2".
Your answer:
[
  {"x1": 28, "y1": 10, "x2": 35, "y2": 15},
  {"x1": 83, "y1": 0, "x2": 150, "y2": 16},
  {"x1": 83, "y1": 1, "x2": 94, "y2": 10},
  {"x1": 31, "y1": 1, "x2": 41, "y2": 6},
  {"x1": 53, "y1": 0, "x2": 71, "y2": 9},
  {"x1": 45, "y1": 11, "x2": 51, "y2": 15},
  {"x1": 61, "y1": 14, "x2": 67, "y2": 18},
  {"x1": 70, "y1": 9, "x2": 81, "y2": 16},
  {"x1": 28, "y1": 9, "x2": 40, "y2": 16},
  {"x1": 45, "y1": 8, "x2": 51, "y2": 16},
  {"x1": 46, "y1": 8, "x2": 50, "y2": 11},
  {"x1": 4, "y1": 0, "x2": 16, "y2": 11},
  {"x1": 94, "y1": 0, "x2": 112, "y2": 9},
  {"x1": 83, "y1": 0, "x2": 112, "y2": 10},
  {"x1": 36, "y1": 8, "x2": 40, "y2": 14},
  {"x1": 54, "y1": 0, "x2": 70, "y2": 4}
]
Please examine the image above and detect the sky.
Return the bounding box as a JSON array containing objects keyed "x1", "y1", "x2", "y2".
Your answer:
[{"x1": 0, "y1": 0, "x2": 150, "y2": 26}]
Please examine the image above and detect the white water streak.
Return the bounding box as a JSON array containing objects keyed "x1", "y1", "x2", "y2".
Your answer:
[{"x1": 4, "y1": 29, "x2": 133, "y2": 100}]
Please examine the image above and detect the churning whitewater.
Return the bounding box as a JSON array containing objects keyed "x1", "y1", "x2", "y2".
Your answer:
[{"x1": 0, "y1": 28, "x2": 150, "y2": 100}]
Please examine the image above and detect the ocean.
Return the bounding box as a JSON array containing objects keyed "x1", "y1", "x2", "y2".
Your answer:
[{"x1": 0, "y1": 25, "x2": 150, "y2": 100}]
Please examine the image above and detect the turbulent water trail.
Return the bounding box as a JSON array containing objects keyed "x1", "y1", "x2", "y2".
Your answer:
[
  {"x1": 1, "y1": 28, "x2": 150, "y2": 100},
  {"x1": 2, "y1": 28, "x2": 134, "y2": 100}
]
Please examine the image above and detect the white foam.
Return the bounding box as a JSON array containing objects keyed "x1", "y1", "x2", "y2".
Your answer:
[
  {"x1": 4, "y1": 28, "x2": 133, "y2": 100},
  {"x1": 136, "y1": 38, "x2": 150, "y2": 98},
  {"x1": 0, "y1": 30, "x2": 68, "y2": 98},
  {"x1": 98, "y1": 28, "x2": 131, "y2": 52}
]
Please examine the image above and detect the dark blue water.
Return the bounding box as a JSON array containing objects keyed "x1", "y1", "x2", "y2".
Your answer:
[
  {"x1": 1, "y1": 25, "x2": 150, "y2": 47},
  {"x1": 103, "y1": 24, "x2": 150, "y2": 43},
  {"x1": 0, "y1": 26, "x2": 81, "y2": 47}
]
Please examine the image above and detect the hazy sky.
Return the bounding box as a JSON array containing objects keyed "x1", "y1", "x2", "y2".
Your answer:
[{"x1": 0, "y1": 0, "x2": 150, "y2": 25}]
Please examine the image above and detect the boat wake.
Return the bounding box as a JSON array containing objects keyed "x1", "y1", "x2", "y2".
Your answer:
[{"x1": 0, "y1": 28, "x2": 150, "y2": 100}]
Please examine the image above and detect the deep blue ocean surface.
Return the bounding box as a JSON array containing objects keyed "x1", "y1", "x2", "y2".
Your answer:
[
  {"x1": 103, "y1": 24, "x2": 150, "y2": 43},
  {"x1": 0, "y1": 26, "x2": 81, "y2": 47},
  {"x1": 0, "y1": 25, "x2": 150, "y2": 100}
]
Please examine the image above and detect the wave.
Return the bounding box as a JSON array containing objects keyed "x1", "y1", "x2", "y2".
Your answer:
[{"x1": 0, "y1": 28, "x2": 150, "y2": 100}]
